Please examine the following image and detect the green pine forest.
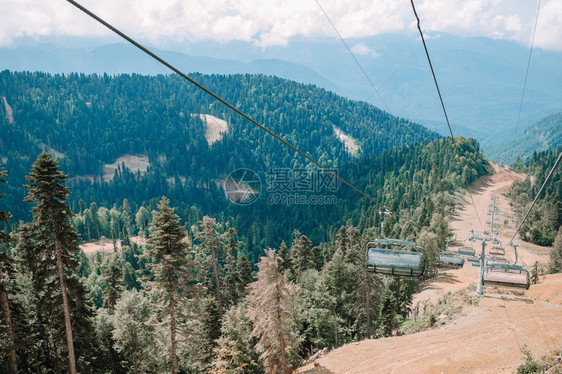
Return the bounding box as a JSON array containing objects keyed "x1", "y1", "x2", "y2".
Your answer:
[{"x1": 1, "y1": 70, "x2": 554, "y2": 373}]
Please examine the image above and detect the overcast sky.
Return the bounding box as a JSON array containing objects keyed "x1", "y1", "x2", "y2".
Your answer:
[{"x1": 2, "y1": 0, "x2": 560, "y2": 51}]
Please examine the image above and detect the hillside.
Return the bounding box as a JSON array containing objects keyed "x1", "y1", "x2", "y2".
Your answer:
[
  {"x1": 489, "y1": 113, "x2": 562, "y2": 164},
  {"x1": 3, "y1": 33, "x2": 562, "y2": 148},
  {"x1": 0, "y1": 70, "x2": 444, "y2": 248},
  {"x1": 297, "y1": 163, "x2": 561, "y2": 373}
]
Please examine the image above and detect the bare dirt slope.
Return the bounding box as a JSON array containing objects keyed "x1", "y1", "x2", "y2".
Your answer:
[
  {"x1": 298, "y1": 163, "x2": 561, "y2": 373},
  {"x1": 80, "y1": 236, "x2": 146, "y2": 255}
]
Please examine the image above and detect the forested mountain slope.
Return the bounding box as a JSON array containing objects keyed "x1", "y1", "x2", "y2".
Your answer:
[
  {"x1": 0, "y1": 71, "x2": 438, "y2": 221},
  {"x1": 489, "y1": 112, "x2": 562, "y2": 164}
]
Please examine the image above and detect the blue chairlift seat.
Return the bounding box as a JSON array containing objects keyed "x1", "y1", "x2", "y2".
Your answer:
[
  {"x1": 366, "y1": 239, "x2": 425, "y2": 277},
  {"x1": 482, "y1": 264, "x2": 530, "y2": 289},
  {"x1": 438, "y1": 251, "x2": 464, "y2": 268},
  {"x1": 458, "y1": 246, "x2": 475, "y2": 256}
]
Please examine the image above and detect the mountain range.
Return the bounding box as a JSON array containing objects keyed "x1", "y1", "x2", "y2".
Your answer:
[{"x1": 2, "y1": 33, "x2": 562, "y2": 153}]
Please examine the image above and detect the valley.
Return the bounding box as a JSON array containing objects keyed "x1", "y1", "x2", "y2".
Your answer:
[{"x1": 297, "y1": 163, "x2": 561, "y2": 373}]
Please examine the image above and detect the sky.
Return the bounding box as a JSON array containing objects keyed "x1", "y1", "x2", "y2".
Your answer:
[{"x1": 1, "y1": 0, "x2": 561, "y2": 51}]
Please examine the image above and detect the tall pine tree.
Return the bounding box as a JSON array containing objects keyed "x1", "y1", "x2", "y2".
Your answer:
[
  {"x1": 142, "y1": 196, "x2": 197, "y2": 374},
  {"x1": 0, "y1": 167, "x2": 17, "y2": 373},
  {"x1": 23, "y1": 152, "x2": 89, "y2": 373}
]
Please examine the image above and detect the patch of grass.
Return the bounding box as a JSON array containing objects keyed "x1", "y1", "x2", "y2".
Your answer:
[
  {"x1": 516, "y1": 346, "x2": 562, "y2": 374},
  {"x1": 401, "y1": 291, "x2": 465, "y2": 334}
]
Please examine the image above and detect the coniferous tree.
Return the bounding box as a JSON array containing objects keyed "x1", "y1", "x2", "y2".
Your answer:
[
  {"x1": 290, "y1": 230, "x2": 313, "y2": 279},
  {"x1": 236, "y1": 252, "x2": 253, "y2": 298},
  {"x1": 223, "y1": 227, "x2": 240, "y2": 307},
  {"x1": 112, "y1": 290, "x2": 158, "y2": 374},
  {"x1": 247, "y1": 249, "x2": 299, "y2": 374},
  {"x1": 210, "y1": 301, "x2": 262, "y2": 374},
  {"x1": 200, "y1": 297, "x2": 222, "y2": 369},
  {"x1": 103, "y1": 259, "x2": 125, "y2": 311},
  {"x1": 23, "y1": 152, "x2": 90, "y2": 374},
  {"x1": 195, "y1": 216, "x2": 225, "y2": 313},
  {"x1": 277, "y1": 240, "x2": 292, "y2": 276},
  {"x1": 99, "y1": 257, "x2": 127, "y2": 374},
  {"x1": 549, "y1": 228, "x2": 562, "y2": 273},
  {"x1": 0, "y1": 168, "x2": 17, "y2": 373},
  {"x1": 142, "y1": 196, "x2": 197, "y2": 374}
]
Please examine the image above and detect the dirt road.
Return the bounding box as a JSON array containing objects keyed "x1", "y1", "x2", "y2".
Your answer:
[{"x1": 298, "y1": 163, "x2": 561, "y2": 373}]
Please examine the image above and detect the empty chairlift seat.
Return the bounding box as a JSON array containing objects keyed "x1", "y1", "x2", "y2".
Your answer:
[
  {"x1": 486, "y1": 256, "x2": 509, "y2": 266},
  {"x1": 489, "y1": 246, "x2": 506, "y2": 255},
  {"x1": 438, "y1": 251, "x2": 464, "y2": 268},
  {"x1": 366, "y1": 239, "x2": 425, "y2": 277},
  {"x1": 458, "y1": 246, "x2": 475, "y2": 256},
  {"x1": 482, "y1": 265, "x2": 530, "y2": 289}
]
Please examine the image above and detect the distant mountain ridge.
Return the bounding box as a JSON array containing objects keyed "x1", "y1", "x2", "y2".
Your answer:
[
  {"x1": 0, "y1": 71, "x2": 439, "y2": 222},
  {"x1": 2, "y1": 33, "x2": 562, "y2": 151},
  {"x1": 489, "y1": 112, "x2": 562, "y2": 163}
]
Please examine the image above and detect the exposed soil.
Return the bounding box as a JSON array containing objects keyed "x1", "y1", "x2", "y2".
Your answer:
[
  {"x1": 80, "y1": 236, "x2": 146, "y2": 256},
  {"x1": 297, "y1": 163, "x2": 560, "y2": 373},
  {"x1": 200, "y1": 114, "x2": 228, "y2": 145},
  {"x1": 3, "y1": 96, "x2": 14, "y2": 124},
  {"x1": 333, "y1": 125, "x2": 360, "y2": 156},
  {"x1": 103, "y1": 155, "x2": 149, "y2": 181}
]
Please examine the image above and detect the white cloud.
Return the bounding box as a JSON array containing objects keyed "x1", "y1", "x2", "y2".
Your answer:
[
  {"x1": 1, "y1": 0, "x2": 560, "y2": 51},
  {"x1": 350, "y1": 42, "x2": 379, "y2": 57}
]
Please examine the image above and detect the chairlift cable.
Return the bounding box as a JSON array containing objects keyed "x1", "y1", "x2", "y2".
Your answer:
[
  {"x1": 364, "y1": 52, "x2": 415, "y2": 103},
  {"x1": 65, "y1": 0, "x2": 377, "y2": 204},
  {"x1": 514, "y1": 0, "x2": 542, "y2": 137},
  {"x1": 314, "y1": 0, "x2": 390, "y2": 112},
  {"x1": 410, "y1": 0, "x2": 484, "y2": 230}
]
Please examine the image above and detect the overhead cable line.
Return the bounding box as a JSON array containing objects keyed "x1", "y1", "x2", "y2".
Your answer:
[
  {"x1": 314, "y1": 0, "x2": 390, "y2": 112},
  {"x1": 508, "y1": 151, "x2": 562, "y2": 247},
  {"x1": 410, "y1": 0, "x2": 484, "y2": 229},
  {"x1": 514, "y1": 0, "x2": 542, "y2": 137},
  {"x1": 65, "y1": 0, "x2": 377, "y2": 203},
  {"x1": 364, "y1": 52, "x2": 415, "y2": 103}
]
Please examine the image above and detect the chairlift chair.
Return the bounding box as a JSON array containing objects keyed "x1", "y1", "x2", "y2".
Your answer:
[
  {"x1": 482, "y1": 264, "x2": 530, "y2": 289},
  {"x1": 365, "y1": 210, "x2": 425, "y2": 277},
  {"x1": 489, "y1": 246, "x2": 505, "y2": 255},
  {"x1": 366, "y1": 238, "x2": 426, "y2": 277},
  {"x1": 438, "y1": 251, "x2": 464, "y2": 268},
  {"x1": 486, "y1": 256, "x2": 509, "y2": 266},
  {"x1": 458, "y1": 245, "x2": 476, "y2": 256}
]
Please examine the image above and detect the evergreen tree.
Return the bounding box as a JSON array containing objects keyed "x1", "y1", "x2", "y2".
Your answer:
[
  {"x1": 290, "y1": 230, "x2": 313, "y2": 279},
  {"x1": 23, "y1": 152, "x2": 94, "y2": 373},
  {"x1": 0, "y1": 167, "x2": 17, "y2": 373},
  {"x1": 549, "y1": 228, "x2": 562, "y2": 273},
  {"x1": 200, "y1": 297, "x2": 223, "y2": 369},
  {"x1": 379, "y1": 291, "x2": 397, "y2": 337},
  {"x1": 320, "y1": 248, "x2": 356, "y2": 346},
  {"x1": 112, "y1": 290, "x2": 158, "y2": 374},
  {"x1": 210, "y1": 301, "x2": 262, "y2": 374},
  {"x1": 277, "y1": 240, "x2": 292, "y2": 276},
  {"x1": 223, "y1": 227, "x2": 240, "y2": 307},
  {"x1": 236, "y1": 252, "x2": 253, "y2": 298},
  {"x1": 247, "y1": 249, "x2": 299, "y2": 374},
  {"x1": 141, "y1": 196, "x2": 197, "y2": 374},
  {"x1": 195, "y1": 216, "x2": 225, "y2": 313},
  {"x1": 103, "y1": 259, "x2": 125, "y2": 311}
]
